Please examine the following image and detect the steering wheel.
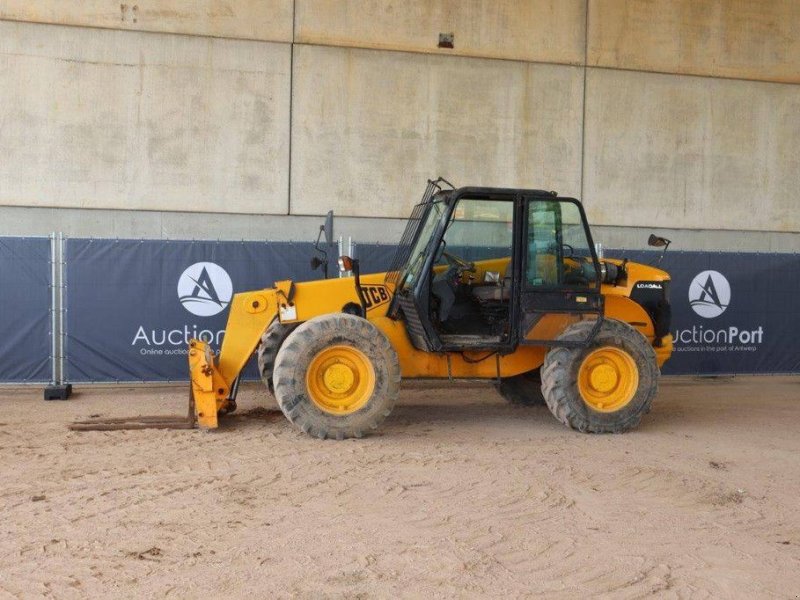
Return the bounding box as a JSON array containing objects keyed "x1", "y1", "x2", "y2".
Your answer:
[
  {"x1": 442, "y1": 251, "x2": 476, "y2": 275},
  {"x1": 546, "y1": 242, "x2": 575, "y2": 258}
]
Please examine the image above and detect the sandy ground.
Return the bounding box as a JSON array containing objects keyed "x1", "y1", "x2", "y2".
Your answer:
[{"x1": 1, "y1": 377, "x2": 799, "y2": 599}]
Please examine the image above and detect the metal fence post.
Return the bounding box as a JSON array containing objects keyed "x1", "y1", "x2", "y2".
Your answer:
[
  {"x1": 44, "y1": 232, "x2": 72, "y2": 400},
  {"x1": 59, "y1": 232, "x2": 67, "y2": 386},
  {"x1": 49, "y1": 232, "x2": 57, "y2": 386}
]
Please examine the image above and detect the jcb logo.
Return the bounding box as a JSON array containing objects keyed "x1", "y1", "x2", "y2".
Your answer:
[{"x1": 361, "y1": 285, "x2": 390, "y2": 310}]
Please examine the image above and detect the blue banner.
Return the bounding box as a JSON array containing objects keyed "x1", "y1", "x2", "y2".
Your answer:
[
  {"x1": 4, "y1": 234, "x2": 794, "y2": 385},
  {"x1": 0, "y1": 237, "x2": 52, "y2": 382},
  {"x1": 61, "y1": 238, "x2": 799, "y2": 381},
  {"x1": 64, "y1": 239, "x2": 328, "y2": 382},
  {"x1": 650, "y1": 251, "x2": 800, "y2": 375}
]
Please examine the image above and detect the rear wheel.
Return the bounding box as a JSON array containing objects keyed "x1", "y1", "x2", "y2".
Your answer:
[
  {"x1": 541, "y1": 319, "x2": 658, "y2": 433},
  {"x1": 497, "y1": 369, "x2": 545, "y2": 406},
  {"x1": 272, "y1": 314, "x2": 400, "y2": 439},
  {"x1": 257, "y1": 319, "x2": 297, "y2": 394}
]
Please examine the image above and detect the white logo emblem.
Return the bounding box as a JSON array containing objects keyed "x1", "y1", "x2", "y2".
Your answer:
[
  {"x1": 177, "y1": 262, "x2": 233, "y2": 317},
  {"x1": 689, "y1": 270, "x2": 730, "y2": 318}
]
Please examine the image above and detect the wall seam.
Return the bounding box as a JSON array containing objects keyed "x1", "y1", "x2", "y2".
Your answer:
[
  {"x1": 290, "y1": 40, "x2": 800, "y2": 88},
  {"x1": 580, "y1": 0, "x2": 589, "y2": 201},
  {"x1": 585, "y1": 62, "x2": 800, "y2": 88},
  {"x1": 289, "y1": 40, "x2": 583, "y2": 69},
  {"x1": 286, "y1": 1, "x2": 296, "y2": 217},
  {"x1": 0, "y1": 17, "x2": 293, "y2": 45}
]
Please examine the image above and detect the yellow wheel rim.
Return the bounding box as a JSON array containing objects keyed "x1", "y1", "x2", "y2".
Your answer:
[
  {"x1": 306, "y1": 345, "x2": 376, "y2": 415},
  {"x1": 577, "y1": 346, "x2": 639, "y2": 412}
]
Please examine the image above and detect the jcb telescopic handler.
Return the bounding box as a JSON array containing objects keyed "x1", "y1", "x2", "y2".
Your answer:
[{"x1": 74, "y1": 179, "x2": 673, "y2": 437}]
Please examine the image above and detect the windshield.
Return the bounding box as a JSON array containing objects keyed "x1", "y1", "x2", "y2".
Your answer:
[
  {"x1": 436, "y1": 197, "x2": 513, "y2": 265},
  {"x1": 398, "y1": 200, "x2": 446, "y2": 290}
]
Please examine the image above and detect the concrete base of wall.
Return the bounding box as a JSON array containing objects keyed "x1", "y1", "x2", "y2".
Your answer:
[{"x1": 1, "y1": 206, "x2": 797, "y2": 253}]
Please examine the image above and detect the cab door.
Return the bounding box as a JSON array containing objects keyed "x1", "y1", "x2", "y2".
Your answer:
[{"x1": 516, "y1": 197, "x2": 603, "y2": 347}]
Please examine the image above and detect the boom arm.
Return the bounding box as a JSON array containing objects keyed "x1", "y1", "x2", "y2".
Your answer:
[{"x1": 189, "y1": 288, "x2": 281, "y2": 428}]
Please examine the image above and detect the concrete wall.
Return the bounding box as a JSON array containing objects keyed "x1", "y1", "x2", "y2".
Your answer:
[
  {"x1": 584, "y1": 69, "x2": 800, "y2": 232},
  {"x1": 588, "y1": 0, "x2": 800, "y2": 84},
  {"x1": 1, "y1": 1, "x2": 799, "y2": 249},
  {"x1": 0, "y1": 20, "x2": 291, "y2": 214},
  {"x1": 291, "y1": 46, "x2": 583, "y2": 218}
]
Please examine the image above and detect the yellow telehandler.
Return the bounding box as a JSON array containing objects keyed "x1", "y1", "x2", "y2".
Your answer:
[{"x1": 74, "y1": 179, "x2": 673, "y2": 437}]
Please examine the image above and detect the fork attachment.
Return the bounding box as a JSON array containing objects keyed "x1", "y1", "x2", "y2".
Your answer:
[
  {"x1": 69, "y1": 393, "x2": 196, "y2": 431},
  {"x1": 70, "y1": 340, "x2": 226, "y2": 431},
  {"x1": 70, "y1": 288, "x2": 279, "y2": 432}
]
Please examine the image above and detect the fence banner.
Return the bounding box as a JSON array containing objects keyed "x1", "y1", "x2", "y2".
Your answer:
[
  {"x1": 0, "y1": 237, "x2": 52, "y2": 383},
  {"x1": 357, "y1": 244, "x2": 800, "y2": 376},
  {"x1": 65, "y1": 239, "x2": 327, "y2": 382},
  {"x1": 641, "y1": 250, "x2": 800, "y2": 375},
  {"x1": 61, "y1": 238, "x2": 799, "y2": 381}
]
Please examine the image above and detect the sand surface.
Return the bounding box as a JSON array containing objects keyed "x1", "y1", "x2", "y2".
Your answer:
[{"x1": 1, "y1": 376, "x2": 799, "y2": 598}]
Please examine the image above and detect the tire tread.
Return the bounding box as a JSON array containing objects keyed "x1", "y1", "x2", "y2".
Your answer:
[
  {"x1": 272, "y1": 314, "x2": 400, "y2": 440},
  {"x1": 541, "y1": 319, "x2": 658, "y2": 434}
]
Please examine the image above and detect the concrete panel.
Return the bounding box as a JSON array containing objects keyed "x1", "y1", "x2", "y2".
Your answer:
[
  {"x1": 583, "y1": 68, "x2": 800, "y2": 233},
  {"x1": 588, "y1": 0, "x2": 800, "y2": 84},
  {"x1": 0, "y1": 21, "x2": 290, "y2": 214},
  {"x1": 0, "y1": 0, "x2": 293, "y2": 42},
  {"x1": 291, "y1": 46, "x2": 584, "y2": 219},
  {"x1": 295, "y1": 0, "x2": 585, "y2": 64}
]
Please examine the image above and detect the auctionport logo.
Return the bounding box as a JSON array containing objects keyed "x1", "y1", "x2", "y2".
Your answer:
[
  {"x1": 177, "y1": 262, "x2": 233, "y2": 317},
  {"x1": 689, "y1": 270, "x2": 730, "y2": 318},
  {"x1": 674, "y1": 268, "x2": 764, "y2": 353}
]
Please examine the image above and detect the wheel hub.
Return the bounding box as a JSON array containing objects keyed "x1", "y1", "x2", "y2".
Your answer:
[
  {"x1": 577, "y1": 346, "x2": 639, "y2": 412},
  {"x1": 588, "y1": 364, "x2": 618, "y2": 393},
  {"x1": 306, "y1": 345, "x2": 375, "y2": 415},
  {"x1": 322, "y1": 363, "x2": 356, "y2": 394}
]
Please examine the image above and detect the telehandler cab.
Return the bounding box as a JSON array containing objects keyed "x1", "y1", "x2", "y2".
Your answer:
[{"x1": 73, "y1": 178, "x2": 673, "y2": 437}]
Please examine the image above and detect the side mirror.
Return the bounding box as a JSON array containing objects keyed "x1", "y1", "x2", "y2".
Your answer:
[
  {"x1": 648, "y1": 234, "x2": 672, "y2": 267},
  {"x1": 312, "y1": 210, "x2": 334, "y2": 279},
  {"x1": 323, "y1": 210, "x2": 334, "y2": 246},
  {"x1": 648, "y1": 234, "x2": 670, "y2": 248},
  {"x1": 310, "y1": 256, "x2": 325, "y2": 271}
]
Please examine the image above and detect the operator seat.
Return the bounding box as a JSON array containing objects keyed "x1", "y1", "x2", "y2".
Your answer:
[
  {"x1": 471, "y1": 281, "x2": 511, "y2": 302},
  {"x1": 471, "y1": 259, "x2": 513, "y2": 302}
]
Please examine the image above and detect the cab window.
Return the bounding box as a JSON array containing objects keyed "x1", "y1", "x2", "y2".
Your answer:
[{"x1": 526, "y1": 201, "x2": 597, "y2": 288}]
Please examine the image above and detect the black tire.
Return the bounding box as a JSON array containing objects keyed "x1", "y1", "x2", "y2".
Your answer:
[
  {"x1": 256, "y1": 319, "x2": 297, "y2": 394},
  {"x1": 541, "y1": 319, "x2": 658, "y2": 433},
  {"x1": 497, "y1": 369, "x2": 545, "y2": 406},
  {"x1": 272, "y1": 314, "x2": 401, "y2": 440}
]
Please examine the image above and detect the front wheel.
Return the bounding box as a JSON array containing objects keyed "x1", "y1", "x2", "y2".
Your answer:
[
  {"x1": 272, "y1": 314, "x2": 401, "y2": 440},
  {"x1": 541, "y1": 319, "x2": 658, "y2": 433}
]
